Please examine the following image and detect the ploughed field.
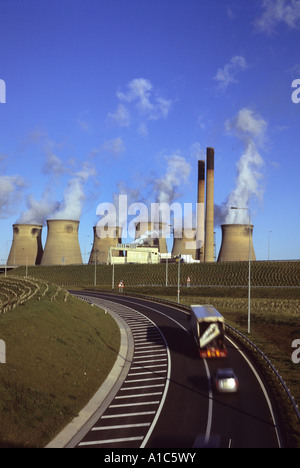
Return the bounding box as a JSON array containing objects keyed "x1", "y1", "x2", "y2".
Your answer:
[{"x1": 7, "y1": 260, "x2": 300, "y2": 288}]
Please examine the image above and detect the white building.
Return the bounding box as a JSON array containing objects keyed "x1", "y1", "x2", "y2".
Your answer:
[{"x1": 109, "y1": 245, "x2": 159, "y2": 264}]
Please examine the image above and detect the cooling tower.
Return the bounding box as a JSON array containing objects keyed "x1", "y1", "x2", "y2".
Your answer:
[
  {"x1": 204, "y1": 147, "x2": 215, "y2": 262},
  {"x1": 41, "y1": 219, "x2": 83, "y2": 266},
  {"x1": 134, "y1": 221, "x2": 168, "y2": 253},
  {"x1": 217, "y1": 224, "x2": 256, "y2": 262},
  {"x1": 196, "y1": 160, "x2": 205, "y2": 261},
  {"x1": 7, "y1": 224, "x2": 43, "y2": 266},
  {"x1": 172, "y1": 228, "x2": 197, "y2": 259},
  {"x1": 89, "y1": 226, "x2": 123, "y2": 264}
]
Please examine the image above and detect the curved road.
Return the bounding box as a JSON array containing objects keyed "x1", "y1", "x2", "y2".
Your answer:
[{"x1": 72, "y1": 291, "x2": 283, "y2": 449}]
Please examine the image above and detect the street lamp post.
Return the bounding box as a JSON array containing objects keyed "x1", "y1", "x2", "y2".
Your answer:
[
  {"x1": 5, "y1": 240, "x2": 12, "y2": 277},
  {"x1": 268, "y1": 230, "x2": 272, "y2": 261},
  {"x1": 85, "y1": 235, "x2": 90, "y2": 264},
  {"x1": 231, "y1": 206, "x2": 251, "y2": 334},
  {"x1": 112, "y1": 259, "x2": 115, "y2": 290},
  {"x1": 177, "y1": 254, "x2": 181, "y2": 304},
  {"x1": 94, "y1": 249, "x2": 98, "y2": 287},
  {"x1": 166, "y1": 255, "x2": 168, "y2": 287},
  {"x1": 166, "y1": 224, "x2": 172, "y2": 287}
]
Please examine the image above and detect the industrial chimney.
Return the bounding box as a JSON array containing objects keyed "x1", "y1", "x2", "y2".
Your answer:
[
  {"x1": 217, "y1": 224, "x2": 256, "y2": 262},
  {"x1": 196, "y1": 160, "x2": 205, "y2": 261},
  {"x1": 171, "y1": 227, "x2": 197, "y2": 259},
  {"x1": 134, "y1": 221, "x2": 168, "y2": 254},
  {"x1": 89, "y1": 226, "x2": 123, "y2": 265},
  {"x1": 7, "y1": 224, "x2": 43, "y2": 266},
  {"x1": 41, "y1": 219, "x2": 83, "y2": 266},
  {"x1": 204, "y1": 147, "x2": 215, "y2": 262}
]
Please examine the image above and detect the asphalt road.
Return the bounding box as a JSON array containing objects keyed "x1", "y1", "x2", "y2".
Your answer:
[{"x1": 72, "y1": 291, "x2": 283, "y2": 449}]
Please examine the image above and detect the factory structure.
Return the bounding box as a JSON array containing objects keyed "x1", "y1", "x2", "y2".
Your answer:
[{"x1": 6, "y1": 147, "x2": 256, "y2": 267}]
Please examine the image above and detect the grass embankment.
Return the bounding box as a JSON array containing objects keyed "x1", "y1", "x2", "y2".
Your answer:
[{"x1": 0, "y1": 277, "x2": 120, "y2": 448}]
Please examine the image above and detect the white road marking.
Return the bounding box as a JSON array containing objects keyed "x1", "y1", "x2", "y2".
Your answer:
[
  {"x1": 92, "y1": 423, "x2": 151, "y2": 430},
  {"x1": 78, "y1": 436, "x2": 144, "y2": 446},
  {"x1": 226, "y1": 334, "x2": 282, "y2": 448}
]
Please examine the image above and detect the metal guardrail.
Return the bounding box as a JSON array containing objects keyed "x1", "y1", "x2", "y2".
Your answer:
[{"x1": 225, "y1": 322, "x2": 300, "y2": 424}]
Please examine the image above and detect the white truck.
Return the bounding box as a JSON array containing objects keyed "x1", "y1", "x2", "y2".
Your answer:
[{"x1": 190, "y1": 305, "x2": 227, "y2": 358}]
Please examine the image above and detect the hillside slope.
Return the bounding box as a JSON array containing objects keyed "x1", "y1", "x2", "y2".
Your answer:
[{"x1": 0, "y1": 278, "x2": 120, "y2": 448}]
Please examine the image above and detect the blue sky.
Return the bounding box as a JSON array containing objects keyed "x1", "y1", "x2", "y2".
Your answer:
[{"x1": 0, "y1": 0, "x2": 300, "y2": 262}]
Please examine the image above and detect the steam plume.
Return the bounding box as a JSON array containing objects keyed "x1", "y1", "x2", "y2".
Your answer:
[
  {"x1": 18, "y1": 195, "x2": 59, "y2": 225},
  {"x1": 19, "y1": 152, "x2": 96, "y2": 224},
  {"x1": 52, "y1": 162, "x2": 96, "y2": 220},
  {"x1": 0, "y1": 175, "x2": 24, "y2": 218},
  {"x1": 224, "y1": 108, "x2": 267, "y2": 224},
  {"x1": 153, "y1": 153, "x2": 191, "y2": 204},
  {"x1": 108, "y1": 152, "x2": 191, "y2": 241}
]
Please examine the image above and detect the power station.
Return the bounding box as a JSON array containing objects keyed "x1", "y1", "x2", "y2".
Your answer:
[
  {"x1": 6, "y1": 147, "x2": 256, "y2": 266},
  {"x1": 40, "y1": 219, "x2": 83, "y2": 266},
  {"x1": 7, "y1": 224, "x2": 43, "y2": 266},
  {"x1": 217, "y1": 224, "x2": 256, "y2": 262}
]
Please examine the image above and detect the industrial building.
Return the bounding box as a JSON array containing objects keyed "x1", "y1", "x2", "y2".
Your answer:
[{"x1": 109, "y1": 245, "x2": 159, "y2": 264}]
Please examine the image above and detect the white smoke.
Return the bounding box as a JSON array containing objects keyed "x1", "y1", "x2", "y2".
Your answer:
[
  {"x1": 52, "y1": 162, "x2": 96, "y2": 220},
  {"x1": 18, "y1": 194, "x2": 59, "y2": 225},
  {"x1": 224, "y1": 108, "x2": 267, "y2": 224},
  {"x1": 19, "y1": 148, "x2": 96, "y2": 224},
  {"x1": 113, "y1": 152, "x2": 191, "y2": 219},
  {"x1": 153, "y1": 153, "x2": 191, "y2": 204},
  {"x1": 106, "y1": 152, "x2": 191, "y2": 243},
  {"x1": 131, "y1": 230, "x2": 160, "y2": 246},
  {"x1": 148, "y1": 152, "x2": 191, "y2": 242},
  {"x1": 18, "y1": 142, "x2": 65, "y2": 225},
  {"x1": 0, "y1": 174, "x2": 25, "y2": 219}
]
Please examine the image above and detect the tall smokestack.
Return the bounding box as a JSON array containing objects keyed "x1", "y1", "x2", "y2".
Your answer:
[
  {"x1": 196, "y1": 160, "x2": 205, "y2": 261},
  {"x1": 89, "y1": 226, "x2": 123, "y2": 265},
  {"x1": 41, "y1": 219, "x2": 83, "y2": 266},
  {"x1": 217, "y1": 224, "x2": 256, "y2": 262},
  {"x1": 204, "y1": 147, "x2": 215, "y2": 262},
  {"x1": 7, "y1": 224, "x2": 43, "y2": 266}
]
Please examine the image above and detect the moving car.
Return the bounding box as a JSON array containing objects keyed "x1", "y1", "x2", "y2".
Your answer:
[{"x1": 214, "y1": 368, "x2": 239, "y2": 393}]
